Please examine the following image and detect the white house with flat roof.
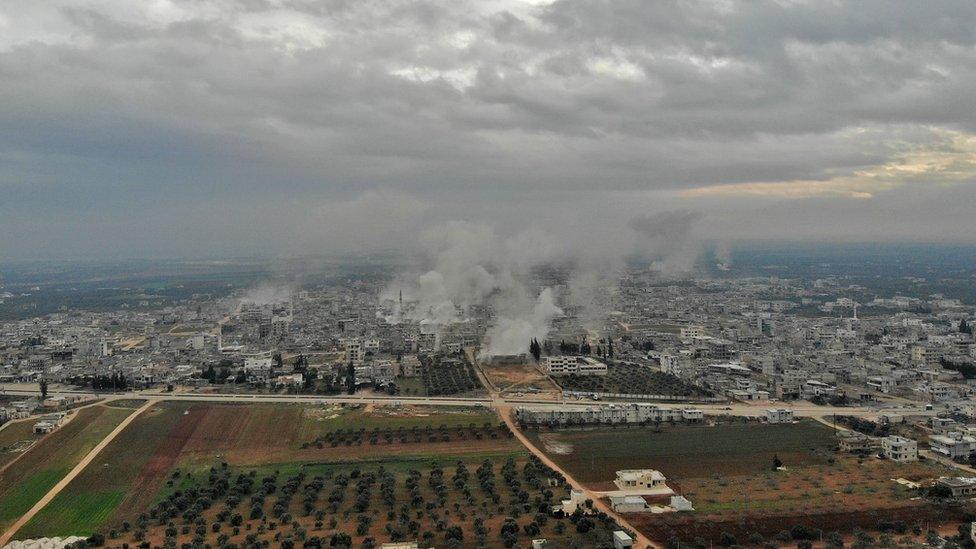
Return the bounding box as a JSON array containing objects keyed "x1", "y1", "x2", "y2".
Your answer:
[
  {"x1": 557, "y1": 489, "x2": 589, "y2": 515},
  {"x1": 882, "y1": 436, "x2": 918, "y2": 462},
  {"x1": 930, "y1": 432, "x2": 976, "y2": 460},
  {"x1": 545, "y1": 355, "x2": 608, "y2": 376},
  {"x1": 766, "y1": 408, "x2": 794, "y2": 423},
  {"x1": 613, "y1": 469, "x2": 673, "y2": 495}
]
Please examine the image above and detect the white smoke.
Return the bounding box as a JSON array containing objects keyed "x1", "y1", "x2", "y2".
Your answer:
[
  {"x1": 387, "y1": 222, "x2": 509, "y2": 325},
  {"x1": 383, "y1": 210, "x2": 710, "y2": 359},
  {"x1": 479, "y1": 288, "x2": 563, "y2": 358},
  {"x1": 629, "y1": 210, "x2": 705, "y2": 277},
  {"x1": 566, "y1": 259, "x2": 621, "y2": 332},
  {"x1": 240, "y1": 283, "x2": 293, "y2": 306},
  {"x1": 382, "y1": 221, "x2": 570, "y2": 358},
  {"x1": 715, "y1": 241, "x2": 733, "y2": 270}
]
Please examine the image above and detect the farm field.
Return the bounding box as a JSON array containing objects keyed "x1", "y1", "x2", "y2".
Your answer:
[
  {"x1": 553, "y1": 361, "x2": 712, "y2": 398},
  {"x1": 527, "y1": 419, "x2": 969, "y2": 545},
  {"x1": 527, "y1": 420, "x2": 836, "y2": 486},
  {"x1": 417, "y1": 356, "x2": 485, "y2": 396},
  {"x1": 0, "y1": 419, "x2": 37, "y2": 469},
  {"x1": 17, "y1": 402, "x2": 528, "y2": 540},
  {"x1": 0, "y1": 404, "x2": 135, "y2": 532},
  {"x1": 628, "y1": 456, "x2": 967, "y2": 546},
  {"x1": 393, "y1": 376, "x2": 427, "y2": 396},
  {"x1": 111, "y1": 454, "x2": 625, "y2": 549},
  {"x1": 17, "y1": 400, "x2": 192, "y2": 539},
  {"x1": 103, "y1": 399, "x2": 148, "y2": 409}
]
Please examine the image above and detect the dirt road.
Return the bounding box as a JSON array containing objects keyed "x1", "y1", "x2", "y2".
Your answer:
[
  {"x1": 497, "y1": 403, "x2": 657, "y2": 549},
  {"x1": 920, "y1": 450, "x2": 976, "y2": 474},
  {"x1": 0, "y1": 399, "x2": 156, "y2": 546}
]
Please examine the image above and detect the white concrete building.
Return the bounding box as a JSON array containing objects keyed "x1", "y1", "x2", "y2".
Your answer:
[
  {"x1": 614, "y1": 469, "x2": 669, "y2": 491},
  {"x1": 516, "y1": 403, "x2": 704, "y2": 426},
  {"x1": 659, "y1": 354, "x2": 681, "y2": 376},
  {"x1": 613, "y1": 531, "x2": 634, "y2": 549},
  {"x1": 545, "y1": 355, "x2": 608, "y2": 376},
  {"x1": 609, "y1": 495, "x2": 651, "y2": 513},
  {"x1": 558, "y1": 489, "x2": 588, "y2": 515},
  {"x1": 243, "y1": 355, "x2": 273, "y2": 383},
  {"x1": 929, "y1": 432, "x2": 976, "y2": 460},
  {"x1": 766, "y1": 408, "x2": 794, "y2": 424},
  {"x1": 882, "y1": 436, "x2": 918, "y2": 462},
  {"x1": 670, "y1": 495, "x2": 694, "y2": 511}
]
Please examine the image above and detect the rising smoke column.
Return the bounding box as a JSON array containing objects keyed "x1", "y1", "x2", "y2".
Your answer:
[
  {"x1": 383, "y1": 221, "x2": 570, "y2": 359},
  {"x1": 714, "y1": 241, "x2": 733, "y2": 270},
  {"x1": 383, "y1": 222, "x2": 505, "y2": 325},
  {"x1": 566, "y1": 259, "x2": 621, "y2": 332},
  {"x1": 239, "y1": 283, "x2": 293, "y2": 306},
  {"x1": 479, "y1": 287, "x2": 563, "y2": 358},
  {"x1": 629, "y1": 210, "x2": 705, "y2": 276}
]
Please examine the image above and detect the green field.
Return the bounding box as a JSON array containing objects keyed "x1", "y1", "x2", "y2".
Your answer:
[
  {"x1": 394, "y1": 376, "x2": 427, "y2": 396},
  {"x1": 0, "y1": 405, "x2": 134, "y2": 530},
  {"x1": 103, "y1": 399, "x2": 148, "y2": 409},
  {"x1": 17, "y1": 402, "x2": 187, "y2": 538},
  {"x1": 0, "y1": 420, "x2": 38, "y2": 468},
  {"x1": 527, "y1": 420, "x2": 836, "y2": 484},
  {"x1": 18, "y1": 402, "x2": 513, "y2": 538}
]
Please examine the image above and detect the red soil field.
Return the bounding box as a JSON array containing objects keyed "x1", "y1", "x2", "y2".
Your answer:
[
  {"x1": 108, "y1": 406, "x2": 208, "y2": 524},
  {"x1": 182, "y1": 405, "x2": 252, "y2": 453},
  {"x1": 630, "y1": 503, "x2": 970, "y2": 545}
]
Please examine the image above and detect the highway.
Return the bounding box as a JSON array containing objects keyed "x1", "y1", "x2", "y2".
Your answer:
[{"x1": 0, "y1": 383, "x2": 936, "y2": 420}]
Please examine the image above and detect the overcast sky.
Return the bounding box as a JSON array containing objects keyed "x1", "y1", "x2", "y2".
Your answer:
[{"x1": 2, "y1": 0, "x2": 976, "y2": 260}]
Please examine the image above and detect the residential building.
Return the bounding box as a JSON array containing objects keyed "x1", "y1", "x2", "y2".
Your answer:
[
  {"x1": 929, "y1": 432, "x2": 976, "y2": 460},
  {"x1": 766, "y1": 408, "x2": 794, "y2": 424},
  {"x1": 882, "y1": 436, "x2": 918, "y2": 462},
  {"x1": 613, "y1": 469, "x2": 669, "y2": 492},
  {"x1": 545, "y1": 355, "x2": 608, "y2": 376},
  {"x1": 937, "y1": 477, "x2": 976, "y2": 497}
]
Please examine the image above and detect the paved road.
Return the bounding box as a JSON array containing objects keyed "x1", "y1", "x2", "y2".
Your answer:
[
  {"x1": 0, "y1": 384, "x2": 934, "y2": 420},
  {"x1": 0, "y1": 399, "x2": 156, "y2": 546}
]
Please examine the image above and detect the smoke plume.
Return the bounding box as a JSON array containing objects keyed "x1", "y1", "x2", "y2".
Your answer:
[
  {"x1": 714, "y1": 241, "x2": 733, "y2": 270},
  {"x1": 384, "y1": 209, "x2": 711, "y2": 358},
  {"x1": 240, "y1": 283, "x2": 293, "y2": 306},
  {"x1": 479, "y1": 288, "x2": 563, "y2": 358},
  {"x1": 629, "y1": 210, "x2": 705, "y2": 276}
]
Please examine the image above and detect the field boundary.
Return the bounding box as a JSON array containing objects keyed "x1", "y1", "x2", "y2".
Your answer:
[{"x1": 0, "y1": 399, "x2": 156, "y2": 545}]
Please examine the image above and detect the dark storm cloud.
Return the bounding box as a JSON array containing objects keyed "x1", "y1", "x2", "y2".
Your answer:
[{"x1": 1, "y1": 0, "x2": 976, "y2": 259}]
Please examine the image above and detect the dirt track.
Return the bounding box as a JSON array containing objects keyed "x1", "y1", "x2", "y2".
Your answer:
[
  {"x1": 497, "y1": 404, "x2": 656, "y2": 549},
  {"x1": 0, "y1": 399, "x2": 156, "y2": 546}
]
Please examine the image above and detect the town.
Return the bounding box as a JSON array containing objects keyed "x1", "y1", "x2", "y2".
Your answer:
[{"x1": 3, "y1": 251, "x2": 976, "y2": 549}]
